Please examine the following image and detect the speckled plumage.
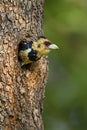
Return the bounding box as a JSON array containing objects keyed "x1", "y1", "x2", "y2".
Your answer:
[{"x1": 18, "y1": 37, "x2": 59, "y2": 66}]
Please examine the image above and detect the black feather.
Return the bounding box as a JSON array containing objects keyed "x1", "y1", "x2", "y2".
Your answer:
[
  {"x1": 38, "y1": 36, "x2": 46, "y2": 39},
  {"x1": 28, "y1": 49, "x2": 40, "y2": 61},
  {"x1": 18, "y1": 41, "x2": 33, "y2": 51}
]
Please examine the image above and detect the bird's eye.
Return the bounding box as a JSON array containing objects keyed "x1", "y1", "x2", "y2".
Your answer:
[{"x1": 37, "y1": 44, "x2": 40, "y2": 48}]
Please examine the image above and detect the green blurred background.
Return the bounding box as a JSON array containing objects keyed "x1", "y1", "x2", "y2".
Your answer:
[{"x1": 43, "y1": 0, "x2": 87, "y2": 130}]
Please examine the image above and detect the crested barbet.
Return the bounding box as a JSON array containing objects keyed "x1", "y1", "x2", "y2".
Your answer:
[{"x1": 18, "y1": 36, "x2": 59, "y2": 66}]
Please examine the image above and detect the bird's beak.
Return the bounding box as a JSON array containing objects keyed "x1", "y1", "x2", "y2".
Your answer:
[{"x1": 48, "y1": 44, "x2": 59, "y2": 49}]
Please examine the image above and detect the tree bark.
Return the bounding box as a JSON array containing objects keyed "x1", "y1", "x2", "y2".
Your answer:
[{"x1": 0, "y1": 1, "x2": 48, "y2": 130}]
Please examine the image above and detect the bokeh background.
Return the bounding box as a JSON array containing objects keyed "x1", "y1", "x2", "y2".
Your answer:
[{"x1": 43, "y1": 0, "x2": 87, "y2": 130}]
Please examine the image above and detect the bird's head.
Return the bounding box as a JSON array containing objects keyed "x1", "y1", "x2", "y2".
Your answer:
[{"x1": 33, "y1": 36, "x2": 59, "y2": 56}]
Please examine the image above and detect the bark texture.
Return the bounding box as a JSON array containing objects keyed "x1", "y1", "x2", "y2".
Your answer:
[{"x1": 0, "y1": 0, "x2": 48, "y2": 130}]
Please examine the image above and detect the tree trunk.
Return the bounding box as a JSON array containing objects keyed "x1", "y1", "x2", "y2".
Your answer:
[{"x1": 0, "y1": 1, "x2": 48, "y2": 130}]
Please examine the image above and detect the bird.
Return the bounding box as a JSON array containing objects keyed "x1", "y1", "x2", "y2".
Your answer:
[{"x1": 18, "y1": 36, "x2": 59, "y2": 66}]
